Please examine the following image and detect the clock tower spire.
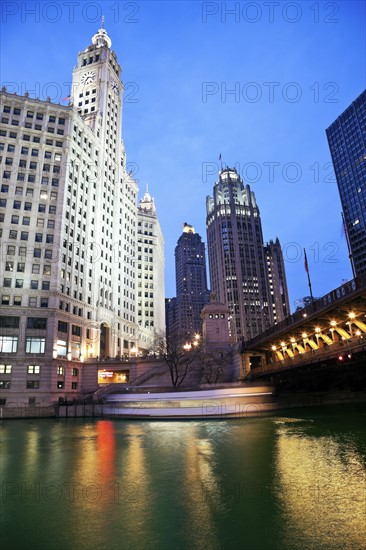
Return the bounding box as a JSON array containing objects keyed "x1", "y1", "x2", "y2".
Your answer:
[{"x1": 71, "y1": 22, "x2": 123, "y2": 146}]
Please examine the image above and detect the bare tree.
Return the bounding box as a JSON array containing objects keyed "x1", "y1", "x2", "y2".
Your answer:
[
  {"x1": 154, "y1": 331, "x2": 202, "y2": 388},
  {"x1": 200, "y1": 347, "x2": 232, "y2": 385}
]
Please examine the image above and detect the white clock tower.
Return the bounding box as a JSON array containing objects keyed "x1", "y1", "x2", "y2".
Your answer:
[{"x1": 71, "y1": 20, "x2": 123, "y2": 150}]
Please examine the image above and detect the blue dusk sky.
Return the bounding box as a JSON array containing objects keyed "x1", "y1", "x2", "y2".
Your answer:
[{"x1": 1, "y1": 0, "x2": 365, "y2": 309}]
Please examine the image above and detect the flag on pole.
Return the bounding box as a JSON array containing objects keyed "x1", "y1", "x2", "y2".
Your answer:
[
  {"x1": 61, "y1": 96, "x2": 71, "y2": 102},
  {"x1": 304, "y1": 248, "x2": 309, "y2": 274}
]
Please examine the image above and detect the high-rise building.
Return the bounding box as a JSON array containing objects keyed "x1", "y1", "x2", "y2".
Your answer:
[
  {"x1": 0, "y1": 25, "x2": 163, "y2": 404},
  {"x1": 137, "y1": 186, "x2": 165, "y2": 347},
  {"x1": 173, "y1": 223, "x2": 210, "y2": 336},
  {"x1": 206, "y1": 167, "x2": 289, "y2": 342},
  {"x1": 264, "y1": 238, "x2": 290, "y2": 323},
  {"x1": 326, "y1": 90, "x2": 366, "y2": 277}
]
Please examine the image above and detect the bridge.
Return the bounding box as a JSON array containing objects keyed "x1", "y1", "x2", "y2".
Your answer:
[{"x1": 243, "y1": 273, "x2": 366, "y2": 381}]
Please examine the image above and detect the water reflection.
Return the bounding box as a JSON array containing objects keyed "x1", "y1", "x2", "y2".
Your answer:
[
  {"x1": 274, "y1": 418, "x2": 366, "y2": 550},
  {"x1": 184, "y1": 431, "x2": 220, "y2": 550}
]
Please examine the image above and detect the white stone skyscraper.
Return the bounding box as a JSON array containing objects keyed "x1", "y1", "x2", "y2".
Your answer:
[
  {"x1": 206, "y1": 167, "x2": 289, "y2": 342},
  {"x1": 0, "y1": 25, "x2": 163, "y2": 404},
  {"x1": 137, "y1": 186, "x2": 165, "y2": 348}
]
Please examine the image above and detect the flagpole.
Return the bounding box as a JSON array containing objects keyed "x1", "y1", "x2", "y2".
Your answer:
[
  {"x1": 341, "y1": 211, "x2": 356, "y2": 278},
  {"x1": 304, "y1": 248, "x2": 314, "y2": 305}
]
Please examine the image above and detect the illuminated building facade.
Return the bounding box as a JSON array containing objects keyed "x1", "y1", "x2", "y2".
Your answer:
[
  {"x1": 206, "y1": 167, "x2": 289, "y2": 342},
  {"x1": 173, "y1": 223, "x2": 210, "y2": 336},
  {"x1": 0, "y1": 25, "x2": 163, "y2": 405},
  {"x1": 326, "y1": 89, "x2": 366, "y2": 276}
]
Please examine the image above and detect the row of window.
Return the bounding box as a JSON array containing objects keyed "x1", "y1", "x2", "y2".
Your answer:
[
  {"x1": 0, "y1": 130, "x2": 63, "y2": 148},
  {"x1": 0, "y1": 336, "x2": 45, "y2": 353},
  {"x1": 0, "y1": 364, "x2": 78, "y2": 375},
  {"x1": 3, "y1": 279, "x2": 50, "y2": 290},
  {"x1": 0, "y1": 381, "x2": 78, "y2": 390},
  {"x1": 6, "y1": 246, "x2": 52, "y2": 260},
  {"x1": 1, "y1": 296, "x2": 48, "y2": 308},
  {"x1": 0, "y1": 144, "x2": 62, "y2": 161},
  {"x1": 4, "y1": 228, "x2": 54, "y2": 241},
  {"x1": 0, "y1": 201, "x2": 57, "y2": 214},
  {"x1": 0, "y1": 117, "x2": 64, "y2": 135},
  {"x1": 3, "y1": 107, "x2": 65, "y2": 125},
  {"x1": 5, "y1": 260, "x2": 51, "y2": 274}
]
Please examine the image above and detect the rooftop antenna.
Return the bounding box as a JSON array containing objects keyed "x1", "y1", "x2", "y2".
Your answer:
[{"x1": 101, "y1": 15, "x2": 105, "y2": 29}]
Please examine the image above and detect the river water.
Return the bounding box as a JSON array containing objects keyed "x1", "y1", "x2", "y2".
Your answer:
[{"x1": 1, "y1": 403, "x2": 366, "y2": 550}]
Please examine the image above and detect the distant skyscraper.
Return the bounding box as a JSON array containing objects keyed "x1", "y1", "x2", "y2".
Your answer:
[
  {"x1": 326, "y1": 89, "x2": 366, "y2": 277},
  {"x1": 173, "y1": 223, "x2": 209, "y2": 336},
  {"x1": 264, "y1": 238, "x2": 290, "y2": 322},
  {"x1": 206, "y1": 167, "x2": 289, "y2": 342}
]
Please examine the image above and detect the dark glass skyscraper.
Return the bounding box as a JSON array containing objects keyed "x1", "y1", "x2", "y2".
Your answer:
[
  {"x1": 173, "y1": 223, "x2": 210, "y2": 336},
  {"x1": 206, "y1": 168, "x2": 290, "y2": 342},
  {"x1": 326, "y1": 89, "x2": 366, "y2": 276}
]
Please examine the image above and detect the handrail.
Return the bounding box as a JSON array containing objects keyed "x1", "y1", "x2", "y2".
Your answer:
[
  {"x1": 245, "y1": 274, "x2": 366, "y2": 348},
  {"x1": 250, "y1": 337, "x2": 366, "y2": 377}
]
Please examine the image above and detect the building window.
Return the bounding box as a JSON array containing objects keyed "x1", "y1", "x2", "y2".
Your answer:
[
  {"x1": 27, "y1": 318, "x2": 47, "y2": 329},
  {"x1": 13, "y1": 296, "x2": 22, "y2": 306},
  {"x1": 31, "y1": 280, "x2": 39, "y2": 289},
  {"x1": 56, "y1": 340, "x2": 67, "y2": 357},
  {"x1": 32, "y1": 264, "x2": 40, "y2": 274},
  {"x1": 57, "y1": 366, "x2": 65, "y2": 376},
  {"x1": 57, "y1": 381, "x2": 65, "y2": 389},
  {"x1": 40, "y1": 298, "x2": 48, "y2": 308},
  {"x1": 27, "y1": 365, "x2": 40, "y2": 374},
  {"x1": 58, "y1": 321, "x2": 68, "y2": 333},
  {"x1": 0, "y1": 316, "x2": 19, "y2": 328},
  {"x1": 71, "y1": 325, "x2": 81, "y2": 336},
  {"x1": 28, "y1": 297, "x2": 37, "y2": 307},
  {"x1": 0, "y1": 336, "x2": 18, "y2": 353},
  {"x1": 0, "y1": 381, "x2": 11, "y2": 389},
  {"x1": 25, "y1": 337, "x2": 45, "y2": 353},
  {"x1": 72, "y1": 368, "x2": 78, "y2": 377},
  {"x1": 0, "y1": 365, "x2": 12, "y2": 374},
  {"x1": 26, "y1": 380, "x2": 40, "y2": 389}
]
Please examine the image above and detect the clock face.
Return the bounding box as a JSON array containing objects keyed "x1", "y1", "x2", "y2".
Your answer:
[
  {"x1": 80, "y1": 71, "x2": 96, "y2": 85},
  {"x1": 110, "y1": 79, "x2": 119, "y2": 94}
]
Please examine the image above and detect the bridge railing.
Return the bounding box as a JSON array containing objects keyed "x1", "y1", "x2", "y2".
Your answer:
[
  {"x1": 245, "y1": 273, "x2": 366, "y2": 349},
  {"x1": 250, "y1": 336, "x2": 366, "y2": 376}
]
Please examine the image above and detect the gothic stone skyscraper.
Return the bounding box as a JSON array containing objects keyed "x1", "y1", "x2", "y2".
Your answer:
[
  {"x1": 0, "y1": 26, "x2": 163, "y2": 404},
  {"x1": 174, "y1": 223, "x2": 210, "y2": 336},
  {"x1": 326, "y1": 89, "x2": 366, "y2": 277},
  {"x1": 206, "y1": 168, "x2": 289, "y2": 342}
]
